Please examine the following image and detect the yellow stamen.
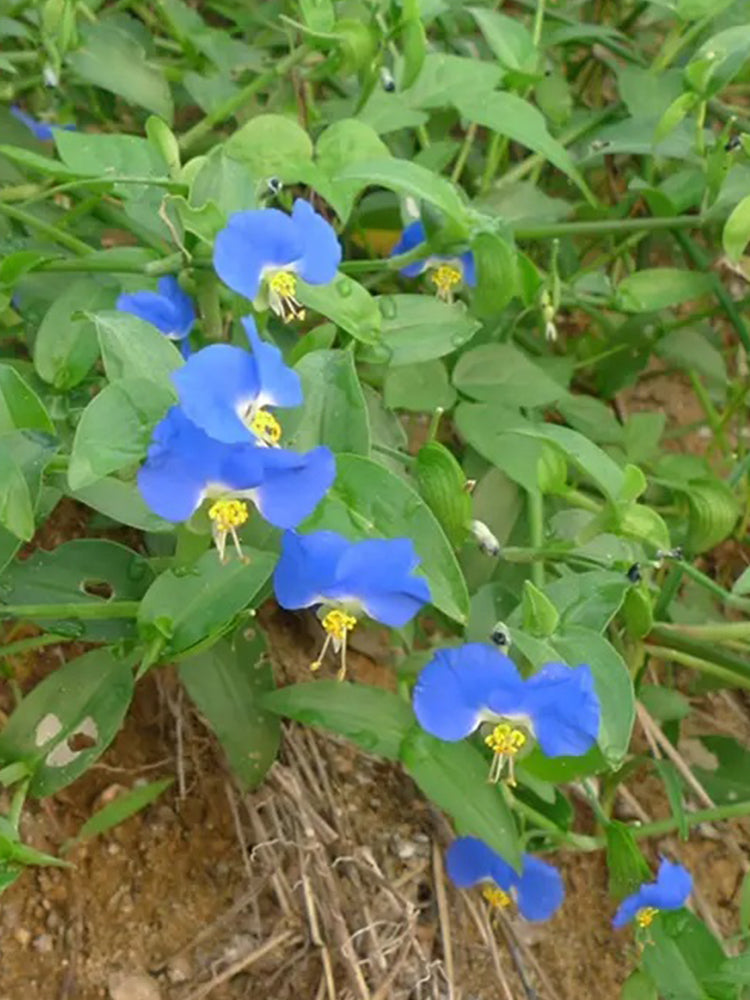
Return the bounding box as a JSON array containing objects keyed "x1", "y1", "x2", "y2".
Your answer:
[
  {"x1": 268, "y1": 270, "x2": 306, "y2": 322},
  {"x1": 208, "y1": 499, "x2": 249, "y2": 563},
  {"x1": 483, "y1": 886, "x2": 511, "y2": 910},
  {"x1": 430, "y1": 263, "x2": 462, "y2": 302},
  {"x1": 636, "y1": 907, "x2": 659, "y2": 928},
  {"x1": 250, "y1": 408, "x2": 282, "y2": 446},
  {"x1": 310, "y1": 609, "x2": 358, "y2": 680},
  {"x1": 485, "y1": 723, "x2": 527, "y2": 785}
]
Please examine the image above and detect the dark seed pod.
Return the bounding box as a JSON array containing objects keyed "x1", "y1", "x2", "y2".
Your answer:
[
  {"x1": 490, "y1": 622, "x2": 511, "y2": 649},
  {"x1": 626, "y1": 563, "x2": 642, "y2": 584},
  {"x1": 725, "y1": 136, "x2": 742, "y2": 152},
  {"x1": 380, "y1": 67, "x2": 396, "y2": 92},
  {"x1": 266, "y1": 176, "x2": 283, "y2": 195}
]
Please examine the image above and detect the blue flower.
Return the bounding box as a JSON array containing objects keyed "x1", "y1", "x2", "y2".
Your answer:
[
  {"x1": 213, "y1": 199, "x2": 342, "y2": 321},
  {"x1": 138, "y1": 406, "x2": 335, "y2": 561},
  {"x1": 390, "y1": 220, "x2": 476, "y2": 302},
  {"x1": 10, "y1": 105, "x2": 75, "y2": 141},
  {"x1": 116, "y1": 276, "x2": 196, "y2": 353},
  {"x1": 413, "y1": 644, "x2": 600, "y2": 783},
  {"x1": 613, "y1": 858, "x2": 692, "y2": 930},
  {"x1": 171, "y1": 316, "x2": 302, "y2": 445},
  {"x1": 273, "y1": 529, "x2": 431, "y2": 678},
  {"x1": 446, "y1": 837, "x2": 564, "y2": 922}
]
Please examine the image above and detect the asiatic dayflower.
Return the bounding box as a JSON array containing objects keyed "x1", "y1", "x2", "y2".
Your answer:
[
  {"x1": 170, "y1": 316, "x2": 302, "y2": 446},
  {"x1": 390, "y1": 220, "x2": 476, "y2": 303},
  {"x1": 213, "y1": 199, "x2": 342, "y2": 322},
  {"x1": 612, "y1": 858, "x2": 692, "y2": 930},
  {"x1": 117, "y1": 276, "x2": 196, "y2": 356},
  {"x1": 446, "y1": 837, "x2": 564, "y2": 922},
  {"x1": 10, "y1": 105, "x2": 75, "y2": 141},
  {"x1": 413, "y1": 644, "x2": 600, "y2": 784},
  {"x1": 138, "y1": 407, "x2": 335, "y2": 562},
  {"x1": 273, "y1": 529, "x2": 431, "y2": 679}
]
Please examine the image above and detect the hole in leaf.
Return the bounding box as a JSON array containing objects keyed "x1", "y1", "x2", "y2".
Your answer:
[
  {"x1": 35, "y1": 713, "x2": 62, "y2": 748},
  {"x1": 45, "y1": 717, "x2": 99, "y2": 768},
  {"x1": 81, "y1": 579, "x2": 114, "y2": 600}
]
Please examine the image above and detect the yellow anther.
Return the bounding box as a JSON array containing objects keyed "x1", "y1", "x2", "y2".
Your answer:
[
  {"x1": 208, "y1": 499, "x2": 249, "y2": 563},
  {"x1": 268, "y1": 270, "x2": 306, "y2": 322},
  {"x1": 322, "y1": 609, "x2": 357, "y2": 640},
  {"x1": 250, "y1": 408, "x2": 282, "y2": 445},
  {"x1": 310, "y1": 609, "x2": 358, "y2": 680},
  {"x1": 636, "y1": 907, "x2": 659, "y2": 928},
  {"x1": 485, "y1": 723, "x2": 527, "y2": 785},
  {"x1": 483, "y1": 886, "x2": 512, "y2": 910},
  {"x1": 208, "y1": 498, "x2": 249, "y2": 531},
  {"x1": 430, "y1": 263, "x2": 462, "y2": 302}
]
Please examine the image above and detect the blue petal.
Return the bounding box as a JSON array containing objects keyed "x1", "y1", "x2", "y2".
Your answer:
[
  {"x1": 516, "y1": 856, "x2": 565, "y2": 921},
  {"x1": 273, "y1": 530, "x2": 351, "y2": 609},
  {"x1": 242, "y1": 317, "x2": 303, "y2": 409},
  {"x1": 413, "y1": 644, "x2": 525, "y2": 742},
  {"x1": 445, "y1": 837, "x2": 505, "y2": 889},
  {"x1": 10, "y1": 105, "x2": 55, "y2": 140},
  {"x1": 291, "y1": 199, "x2": 342, "y2": 286},
  {"x1": 171, "y1": 343, "x2": 260, "y2": 443},
  {"x1": 214, "y1": 209, "x2": 302, "y2": 300},
  {"x1": 612, "y1": 859, "x2": 692, "y2": 928},
  {"x1": 391, "y1": 220, "x2": 428, "y2": 277},
  {"x1": 329, "y1": 537, "x2": 431, "y2": 626},
  {"x1": 157, "y1": 275, "x2": 196, "y2": 337},
  {"x1": 460, "y1": 251, "x2": 477, "y2": 287},
  {"x1": 252, "y1": 446, "x2": 336, "y2": 529},
  {"x1": 137, "y1": 407, "x2": 220, "y2": 522},
  {"x1": 522, "y1": 663, "x2": 600, "y2": 758}
]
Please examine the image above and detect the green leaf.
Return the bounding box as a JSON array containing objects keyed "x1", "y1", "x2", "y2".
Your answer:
[
  {"x1": 469, "y1": 7, "x2": 537, "y2": 74},
  {"x1": 63, "y1": 474, "x2": 174, "y2": 533},
  {"x1": 54, "y1": 129, "x2": 164, "y2": 180},
  {"x1": 225, "y1": 113, "x2": 313, "y2": 180},
  {"x1": 263, "y1": 680, "x2": 415, "y2": 760},
  {"x1": 414, "y1": 441, "x2": 472, "y2": 548},
  {"x1": 722, "y1": 193, "x2": 750, "y2": 263},
  {"x1": 733, "y1": 565, "x2": 750, "y2": 596},
  {"x1": 69, "y1": 377, "x2": 175, "y2": 489},
  {"x1": 34, "y1": 278, "x2": 112, "y2": 390},
  {"x1": 693, "y1": 734, "x2": 750, "y2": 805},
  {"x1": 0, "y1": 365, "x2": 53, "y2": 435},
  {"x1": 296, "y1": 273, "x2": 381, "y2": 344},
  {"x1": 400, "y1": 0, "x2": 426, "y2": 89},
  {"x1": 471, "y1": 231, "x2": 519, "y2": 316},
  {"x1": 453, "y1": 343, "x2": 566, "y2": 407},
  {"x1": 605, "y1": 820, "x2": 651, "y2": 899},
  {"x1": 683, "y1": 478, "x2": 739, "y2": 552},
  {"x1": 0, "y1": 648, "x2": 134, "y2": 797},
  {"x1": 621, "y1": 970, "x2": 658, "y2": 1000},
  {"x1": 359, "y1": 295, "x2": 480, "y2": 366},
  {"x1": 639, "y1": 685, "x2": 690, "y2": 723},
  {"x1": 643, "y1": 911, "x2": 727, "y2": 1000},
  {"x1": 283, "y1": 349, "x2": 370, "y2": 455},
  {"x1": 137, "y1": 547, "x2": 275, "y2": 656},
  {"x1": 313, "y1": 119, "x2": 390, "y2": 221},
  {"x1": 63, "y1": 778, "x2": 173, "y2": 853},
  {"x1": 0, "y1": 435, "x2": 34, "y2": 541},
  {"x1": 521, "y1": 580, "x2": 560, "y2": 637},
  {"x1": 93, "y1": 310, "x2": 184, "y2": 384},
  {"x1": 403, "y1": 53, "x2": 502, "y2": 110},
  {"x1": 384, "y1": 359, "x2": 457, "y2": 412},
  {"x1": 302, "y1": 453, "x2": 469, "y2": 624},
  {"x1": 180, "y1": 629, "x2": 280, "y2": 789},
  {"x1": 0, "y1": 144, "x2": 82, "y2": 179},
  {"x1": 299, "y1": 0, "x2": 335, "y2": 32},
  {"x1": 334, "y1": 157, "x2": 468, "y2": 226},
  {"x1": 453, "y1": 91, "x2": 592, "y2": 200},
  {"x1": 455, "y1": 403, "x2": 543, "y2": 493},
  {"x1": 67, "y1": 19, "x2": 174, "y2": 121},
  {"x1": 616, "y1": 268, "x2": 713, "y2": 312},
  {"x1": 1, "y1": 539, "x2": 154, "y2": 641},
  {"x1": 401, "y1": 728, "x2": 521, "y2": 868}
]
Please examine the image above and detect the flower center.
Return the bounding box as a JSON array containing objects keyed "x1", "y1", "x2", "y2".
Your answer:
[
  {"x1": 208, "y1": 499, "x2": 249, "y2": 563},
  {"x1": 485, "y1": 723, "x2": 527, "y2": 785},
  {"x1": 483, "y1": 886, "x2": 512, "y2": 910},
  {"x1": 249, "y1": 408, "x2": 281, "y2": 446},
  {"x1": 268, "y1": 271, "x2": 306, "y2": 323},
  {"x1": 430, "y1": 264, "x2": 462, "y2": 302},
  {"x1": 636, "y1": 907, "x2": 659, "y2": 928},
  {"x1": 311, "y1": 609, "x2": 358, "y2": 680}
]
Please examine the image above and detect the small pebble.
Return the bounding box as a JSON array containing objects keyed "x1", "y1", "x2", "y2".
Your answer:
[
  {"x1": 13, "y1": 928, "x2": 31, "y2": 947},
  {"x1": 166, "y1": 954, "x2": 192, "y2": 984},
  {"x1": 33, "y1": 934, "x2": 54, "y2": 954},
  {"x1": 108, "y1": 971, "x2": 162, "y2": 1000}
]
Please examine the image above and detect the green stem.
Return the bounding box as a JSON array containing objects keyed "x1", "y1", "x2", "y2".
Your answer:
[
  {"x1": 630, "y1": 800, "x2": 750, "y2": 841},
  {"x1": 31, "y1": 252, "x2": 203, "y2": 276},
  {"x1": 645, "y1": 643, "x2": 750, "y2": 691},
  {"x1": 0, "y1": 633, "x2": 69, "y2": 658},
  {"x1": 680, "y1": 560, "x2": 750, "y2": 612},
  {"x1": 0, "y1": 601, "x2": 141, "y2": 621},
  {"x1": 687, "y1": 370, "x2": 730, "y2": 453},
  {"x1": 0, "y1": 202, "x2": 92, "y2": 255},
  {"x1": 8, "y1": 780, "x2": 29, "y2": 833},
  {"x1": 654, "y1": 620, "x2": 750, "y2": 642},
  {"x1": 527, "y1": 491, "x2": 545, "y2": 588},
  {"x1": 450, "y1": 122, "x2": 477, "y2": 185},
  {"x1": 532, "y1": 0, "x2": 547, "y2": 46},
  {"x1": 515, "y1": 214, "x2": 709, "y2": 241},
  {"x1": 178, "y1": 45, "x2": 309, "y2": 154}
]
